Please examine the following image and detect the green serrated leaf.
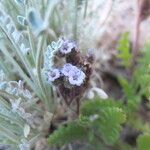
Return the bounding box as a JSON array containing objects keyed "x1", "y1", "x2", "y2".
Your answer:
[
  {"x1": 137, "y1": 134, "x2": 150, "y2": 150},
  {"x1": 117, "y1": 32, "x2": 131, "y2": 68},
  {"x1": 81, "y1": 100, "x2": 126, "y2": 144},
  {"x1": 48, "y1": 122, "x2": 87, "y2": 146}
]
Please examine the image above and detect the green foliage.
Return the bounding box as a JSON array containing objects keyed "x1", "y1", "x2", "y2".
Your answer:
[
  {"x1": 118, "y1": 76, "x2": 140, "y2": 110},
  {"x1": 118, "y1": 77, "x2": 134, "y2": 99},
  {"x1": 117, "y1": 32, "x2": 132, "y2": 68},
  {"x1": 134, "y1": 42, "x2": 150, "y2": 99},
  {"x1": 135, "y1": 45, "x2": 150, "y2": 149},
  {"x1": 81, "y1": 100, "x2": 126, "y2": 145},
  {"x1": 118, "y1": 42, "x2": 150, "y2": 112},
  {"x1": 0, "y1": 0, "x2": 102, "y2": 149},
  {"x1": 48, "y1": 122, "x2": 87, "y2": 146},
  {"x1": 137, "y1": 134, "x2": 150, "y2": 150},
  {"x1": 116, "y1": 42, "x2": 150, "y2": 150},
  {"x1": 0, "y1": 0, "x2": 149, "y2": 149},
  {"x1": 48, "y1": 99, "x2": 126, "y2": 148}
]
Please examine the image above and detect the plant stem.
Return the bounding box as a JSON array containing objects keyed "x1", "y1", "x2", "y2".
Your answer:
[
  {"x1": 27, "y1": 27, "x2": 36, "y2": 63},
  {"x1": 131, "y1": 0, "x2": 143, "y2": 71},
  {"x1": 36, "y1": 36, "x2": 51, "y2": 111}
]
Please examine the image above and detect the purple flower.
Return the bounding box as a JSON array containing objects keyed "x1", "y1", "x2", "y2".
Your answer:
[
  {"x1": 61, "y1": 63, "x2": 86, "y2": 86},
  {"x1": 61, "y1": 63, "x2": 74, "y2": 76},
  {"x1": 59, "y1": 39, "x2": 76, "y2": 54},
  {"x1": 47, "y1": 69, "x2": 60, "y2": 82},
  {"x1": 68, "y1": 69, "x2": 85, "y2": 86}
]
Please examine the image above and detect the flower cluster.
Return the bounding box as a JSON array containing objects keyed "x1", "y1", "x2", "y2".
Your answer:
[
  {"x1": 48, "y1": 64, "x2": 86, "y2": 86},
  {"x1": 44, "y1": 38, "x2": 94, "y2": 106}
]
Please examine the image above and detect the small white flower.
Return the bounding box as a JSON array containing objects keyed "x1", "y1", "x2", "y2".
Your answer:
[{"x1": 47, "y1": 69, "x2": 60, "y2": 82}]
